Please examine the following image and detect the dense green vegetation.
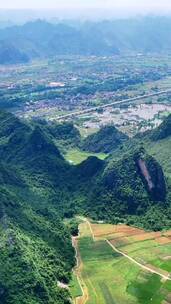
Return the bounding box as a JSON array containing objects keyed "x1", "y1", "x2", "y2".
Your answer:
[
  {"x1": 0, "y1": 225, "x2": 73, "y2": 304},
  {"x1": 0, "y1": 110, "x2": 170, "y2": 302},
  {"x1": 77, "y1": 114, "x2": 171, "y2": 230},
  {"x1": 0, "y1": 111, "x2": 76, "y2": 303},
  {"x1": 81, "y1": 125, "x2": 128, "y2": 153}
]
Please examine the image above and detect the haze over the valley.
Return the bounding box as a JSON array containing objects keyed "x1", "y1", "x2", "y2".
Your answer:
[{"x1": 1, "y1": 0, "x2": 171, "y2": 23}]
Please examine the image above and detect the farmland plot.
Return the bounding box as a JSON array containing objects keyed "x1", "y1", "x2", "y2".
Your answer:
[{"x1": 72, "y1": 220, "x2": 171, "y2": 304}]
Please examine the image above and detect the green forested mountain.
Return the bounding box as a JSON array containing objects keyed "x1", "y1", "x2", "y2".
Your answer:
[
  {"x1": 2, "y1": 17, "x2": 171, "y2": 63},
  {"x1": 84, "y1": 148, "x2": 169, "y2": 230},
  {"x1": 81, "y1": 125, "x2": 128, "y2": 153},
  {"x1": 87, "y1": 114, "x2": 171, "y2": 230},
  {"x1": 0, "y1": 112, "x2": 75, "y2": 304},
  {"x1": 0, "y1": 111, "x2": 171, "y2": 302}
]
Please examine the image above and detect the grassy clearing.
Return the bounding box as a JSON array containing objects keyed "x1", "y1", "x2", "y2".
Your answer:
[{"x1": 65, "y1": 149, "x2": 107, "y2": 165}]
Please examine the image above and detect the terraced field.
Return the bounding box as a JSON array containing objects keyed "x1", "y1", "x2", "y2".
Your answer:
[{"x1": 71, "y1": 219, "x2": 171, "y2": 304}]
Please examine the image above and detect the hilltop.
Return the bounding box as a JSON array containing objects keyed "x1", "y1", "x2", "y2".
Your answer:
[{"x1": 81, "y1": 125, "x2": 128, "y2": 153}]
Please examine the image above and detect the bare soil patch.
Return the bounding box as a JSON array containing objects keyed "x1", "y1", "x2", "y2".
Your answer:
[
  {"x1": 91, "y1": 223, "x2": 144, "y2": 238},
  {"x1": 164, "y1": 231, "x2": 171, "y2": 237},
  {"x1": 130, "y1": 232, "x2": 161, "y2": 242},
  {"x1": 155, "y1": 237, "x2": 171, "y2": 245},
  {"x1": 163, "y1": 256, "x2": 171, "y2": 261}
]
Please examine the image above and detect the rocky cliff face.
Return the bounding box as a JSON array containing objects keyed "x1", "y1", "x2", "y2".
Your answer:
[{"x1": 135, "y1": 152, "x2": 166, "y2": 202}]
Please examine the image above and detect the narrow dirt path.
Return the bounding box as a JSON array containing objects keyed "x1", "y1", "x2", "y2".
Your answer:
[
  {"x1": 86, "y1": 219, "x2": 95, "y2": 241},
  {"x1": 72, "y1": 235, "x2": 89, "y2": 304},
  {"x1": 72, "y1": 238, "x2": 84, "y2": 300},
  {"x1": 106, "y1": 239, "x2": 171, "y2": 281}
]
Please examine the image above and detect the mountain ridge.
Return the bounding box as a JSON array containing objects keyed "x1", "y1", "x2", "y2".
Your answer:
[{"x1": 2, "y1": 17, "x2": 171, "y2": 63}]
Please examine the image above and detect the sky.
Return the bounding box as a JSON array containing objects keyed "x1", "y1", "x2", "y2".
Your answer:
[
  {"x1": 0, "y1": 0, "x2": 171, "y2": 22},
  {"x1": 0, "y1": 0, "x2": 171, "y2": 11}
]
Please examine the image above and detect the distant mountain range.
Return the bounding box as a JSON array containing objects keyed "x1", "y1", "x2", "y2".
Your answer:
[{"x1": 1, "y1": 17, "x2": 171, "y2": 64}]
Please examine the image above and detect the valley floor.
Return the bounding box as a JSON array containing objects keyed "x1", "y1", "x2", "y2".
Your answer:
[{"x1": 71, "y1": 219, "x2": 171, "y2": 304}]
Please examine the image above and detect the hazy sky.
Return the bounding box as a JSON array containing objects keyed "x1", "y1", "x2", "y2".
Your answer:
[{"x1": 1, "y1": 0, "x2": 171, "y2": 11}]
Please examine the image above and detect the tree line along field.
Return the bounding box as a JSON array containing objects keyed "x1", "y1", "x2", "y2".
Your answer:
[{"x1": 71, "y1": 219, "x2": 171, "y2": 304}]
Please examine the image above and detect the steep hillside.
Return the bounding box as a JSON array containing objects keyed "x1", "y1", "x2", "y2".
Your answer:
[
  {"x1": 109, "y1": 114, "x2": 171, "y2": 177},
  {"x1": 144, "y1": 114, "x2": 171, "y2": 180},
  {"x1": 0, "y1": 110, "x2": 30, "y2": 138},
  {"x1": 0, "y1": 112, "x2": 75, "y2": 303},
  {"x1": 48, "y1": 122, "x2": 80, "y2": 143},
  {"x1": 74, "y1": 156, "x2": 104, "y2": 181},
  {"x1": 0, "y1": 166, "x2": 75, "y2": 304},
  {"x1": 147, "y1": 137, "x2": 171, "y2": 179},
  {"x1": 84, "y1": 148, "x2": 169, "y2": 230},
  {"x1": 82, "y1": 125, "x2": 128, "y2": 153},
  {"x1": 150, "y1": 114, "x2": 171, "y2": 141},
  {"x1": 0, "y1": 110, "x2": 170, "y2": 302},
  {"x1": 80, "y1": 115, "x2": 171, "y2": 229}
]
